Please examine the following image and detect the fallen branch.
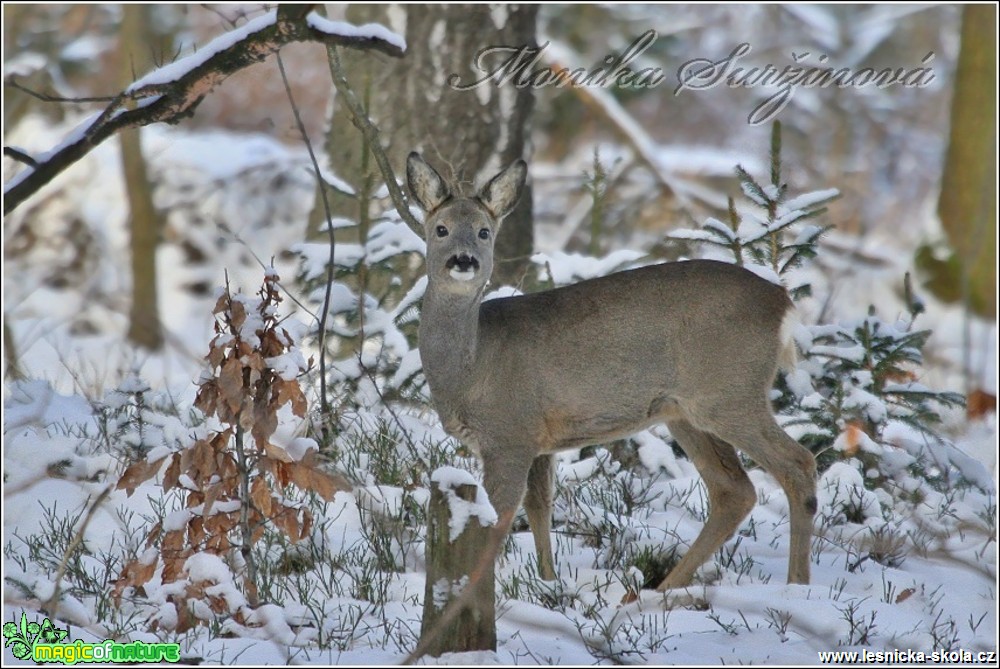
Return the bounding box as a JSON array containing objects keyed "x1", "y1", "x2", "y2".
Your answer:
[
  {"x1": 3, "y1": 5, "x2": 405, "y2": 215},
  {"x1": 540, "y1": 38, "x2": 679, "y2": 201}
]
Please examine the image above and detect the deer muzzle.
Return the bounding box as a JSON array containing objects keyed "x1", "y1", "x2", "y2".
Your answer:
[{"x1": 446, "y1": 253, "x2": 480, "y2": 281}]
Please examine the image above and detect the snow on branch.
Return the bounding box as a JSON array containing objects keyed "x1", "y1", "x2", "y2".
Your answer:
[{"x1": 3, "y1": 5, "x2": 405, "y2": 215}]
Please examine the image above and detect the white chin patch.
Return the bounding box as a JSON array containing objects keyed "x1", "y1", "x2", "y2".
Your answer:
[{"x1": 450, "y1": 268, "x2": 477, "y2": 281}]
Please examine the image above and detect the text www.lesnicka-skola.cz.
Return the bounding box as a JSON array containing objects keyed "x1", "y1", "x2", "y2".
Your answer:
[{"x1": 818, "y1": 649, "x2": 996, "y2": 664}]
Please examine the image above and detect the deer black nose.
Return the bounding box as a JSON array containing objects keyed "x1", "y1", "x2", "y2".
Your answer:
[{"x1": 446, "y1": 254, "x2": 480, "y2": 272}]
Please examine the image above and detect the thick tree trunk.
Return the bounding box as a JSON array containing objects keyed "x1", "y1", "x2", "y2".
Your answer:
[
  {"x1": 316, "y1": 4, "x2": 538, "y2": 285},
  {"x1": 119, "y1": 4, "x2": 164, "y2": 349},
  {"x1": 420, "y1": 479, "x2": 497, "y2": 655},
  {"x1": 928, "y1": 4, "x2": 995, "y2": 318}
]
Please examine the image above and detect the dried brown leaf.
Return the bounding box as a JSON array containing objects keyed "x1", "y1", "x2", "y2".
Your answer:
[
  {"x1": 219, "y1": 357, "x2": 245, "y2": 415},
  {"x1": 117, "y1": 455, "x2": 168, "y2": 496},
  {"x1": 212, "y1": 292, "x2": 228, "y2": 315},
  {"x1": 264, "y1": 442, "x2": 294, "y2": 463},
  {"x1": 162, "y1": 529, "x2": 186, "y2": 558},
  {"x1": 252, "y1": 523, "x2": 266, "y2": 543},
  {"x1": 205, "y1": 511, "x2": 237, "y2": 536},
  {"x1": 162, "y1": 553, "x2": 188, "y2": 584},
  {"x1": 162, "y1": 454, "x2": 181, "y2": 492},
  {"x1": 144, "y1": 521, "x2": 163, "y2": 549},
  {"x1": 202, "y1": 481, "x2": 226, "y2": 518},
  {"x1": 229, "y1": 298, "x2": 247, "y2": 332},
  {"x1": 287, "y1": 462, "x2": 350, "y2": 502},
  {"x1": 188, "y1": 516, "x2": 206, "y2": 548},
  {"x1": 206, "y1": 531, "x2": 231, "y2": 553},
  {"x1": 245, "y1": 351, "x2": 266, "y2": 372},
  {"x1": 274, "y1": 505, "x2": 299, "y2": 540},
  {"x1": 115, "y1": 557, "x2": 157, "y2": 594},
  {"x1": 191, "y1": 439, "x2": 216, "y2": 486},
  {"x1": 276, "y1": 462, "x2": 291, "y2": 487},
  {"x1": 194, "y1": 380, "x2": 219, "y2": 417},
  {"x1": 251, "y1": 396, "x2": 278, "y2": 447},
  {"x1": 207, "y1": 339, "x2": 227, "y2": 369},
  {"x1": 274, "y1": 378, "x2": 307, "y2": 417},
  {"x1": 260, "y1": 330, "x2": 283, "y2": 357},
  {"x1": 250, "y1": 477, "x2": 273, "y2": 517},
  {"x1": 300, "y1": 508, "x2": 313, "y2": 541}
]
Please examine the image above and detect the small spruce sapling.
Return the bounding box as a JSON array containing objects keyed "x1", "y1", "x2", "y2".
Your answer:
[
  {"x1": 668, "y1": 121, "x2": 837, "y2": 300},
  {"x1": 671, "y1": 122, "x2": 970, "y2": 493}
]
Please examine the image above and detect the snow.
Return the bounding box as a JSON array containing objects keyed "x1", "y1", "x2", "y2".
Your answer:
[
  {"x1": 148, "y1": 129, "x2": 297, "y2": 180},
  {"x1": 185, "y1": 552, "x2": 234, "y2": 584},
  {"x1": 284, "y1": 437, "x2": 319, "y2": 462},
  {"x1": 742, "y1": 262, "x2": 783, "y2": 286},
  {"x1": 60, "y1": 35, "x2": 109, "y2": 62},
  {"x1": 305, "y1": 13, "x2": 406, "y2": 52},
  {"x1": 266, "y1": 351, "x2": 307, "y2": 381},
  {"x1": 163, "y1": 508, "x2": 192, "y2": 532},
  {"x1": 4, "y1": 51, "x2": 47, "y2": 77},
  {"x1": 784, "y1": 188, "x2": 841, "y2": 211},
  {"x1": 430, "y1": 466, "x2": 498, "y2": 541},
  {"x1": 4, "y1": 10, "x2": 996, "y2": 661},
  {"x1": 532, "y1": 249, "x2": 644, "y2": 285}
]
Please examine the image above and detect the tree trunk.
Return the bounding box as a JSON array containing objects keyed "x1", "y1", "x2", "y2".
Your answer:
[
  {"x1": 420, "y1": 478, "x2": 497, "y2": 655},
  {"x1": 4, "y1": 319, "x2": 24, "y2": 380},
  {"x1": 317, "y1": 4, "x2": 538, "y2": 285},
  {"x1": 926, "y1": 4, "x2": 996, "y2": 318},
  {"x1": 119, "y1": 4, "x2": 164, "y2": 349}
]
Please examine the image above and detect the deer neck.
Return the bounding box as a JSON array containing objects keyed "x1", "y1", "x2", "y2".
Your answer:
[{"x1": 419, "y1": 283, "x2": 484, "y2": 401}]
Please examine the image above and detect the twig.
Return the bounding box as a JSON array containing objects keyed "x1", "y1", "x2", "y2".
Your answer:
[
  {"x1": 198, "y1": 3, "x2": 244, "y2": 29},
  {"x1": 325, "y1": 46, "x2": 423, "y2": 235},
  {"x1": 6, "y1": 76, "x2": 118, "y2": 103},
  {"x1": 3, "y1": 146, "x2": 38, "y2": 168},
  {"x1": 42, "y1": 485, "x2": 113, "y2": 616},
  {"x1": 4, "y1": 7, "x2": 404, "y2": 215},
  {"x1": 276, "y1": 52, "x2": 336, "y2": 444}
]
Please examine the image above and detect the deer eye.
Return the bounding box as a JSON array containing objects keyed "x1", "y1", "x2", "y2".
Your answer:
[
  {"x1": 478, "y1": 228, "x2": 490, "y2": 240},
  {"x1": 435, "y1": 225, "x2": 449, "y2": 238}
]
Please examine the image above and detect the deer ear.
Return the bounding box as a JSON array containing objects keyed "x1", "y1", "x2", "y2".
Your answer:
[
  {"x1": 407, "y1": 152, "x2": 451, "y2": 213},
  {"x1": 478, "y1": 159, "x2": 527, "y2": 220}
]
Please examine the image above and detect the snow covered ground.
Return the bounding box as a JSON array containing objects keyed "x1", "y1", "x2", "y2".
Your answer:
[{"x1": 3, "y1": 116, "x2": 996, "y2": 665}]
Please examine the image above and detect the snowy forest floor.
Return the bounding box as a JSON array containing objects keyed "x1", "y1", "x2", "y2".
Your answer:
[{"x1": 3, "y1": 120, "x2": 997, "y2": 665}]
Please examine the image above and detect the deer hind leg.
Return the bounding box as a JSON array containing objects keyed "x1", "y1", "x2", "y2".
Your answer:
[
  {"x1": 702, "y1": 407, "x2": 817, "y2": 585},
  {"x1": 657, "y1": 418, "x2": 756, "y2": 591},
  {"x1": 523, "y1": 454, "x2": 557, "y2": 580}
]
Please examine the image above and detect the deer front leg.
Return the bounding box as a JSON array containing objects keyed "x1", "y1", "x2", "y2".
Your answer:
[
  {"x1": 480, "y1": 449, "x2": 534, "y2": 572},
  {"x1": 523, "y1": 454, "x2": 557, "y2": 580}
]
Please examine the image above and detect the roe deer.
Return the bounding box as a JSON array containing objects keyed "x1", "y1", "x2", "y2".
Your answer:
[{"x1": 407, "y1": 152, "x2": 817, "y2": 590}]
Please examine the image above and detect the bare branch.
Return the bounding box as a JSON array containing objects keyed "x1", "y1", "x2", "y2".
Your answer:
[
  {"x1": 3, "y1": 146, "x2": 38, "y2": 168},
  {"x1": 5, "y1": 76, "x2": 118, "y2": 103},
  {"x1": 275, "y1": 51, "x2": 337, "y2": 442},
  {"x1": 3, "y1": 7, "x2": 404, "y2": 216},
  {"x1": 325, "y1": 46, "x2": 423, "y2": 236}
]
